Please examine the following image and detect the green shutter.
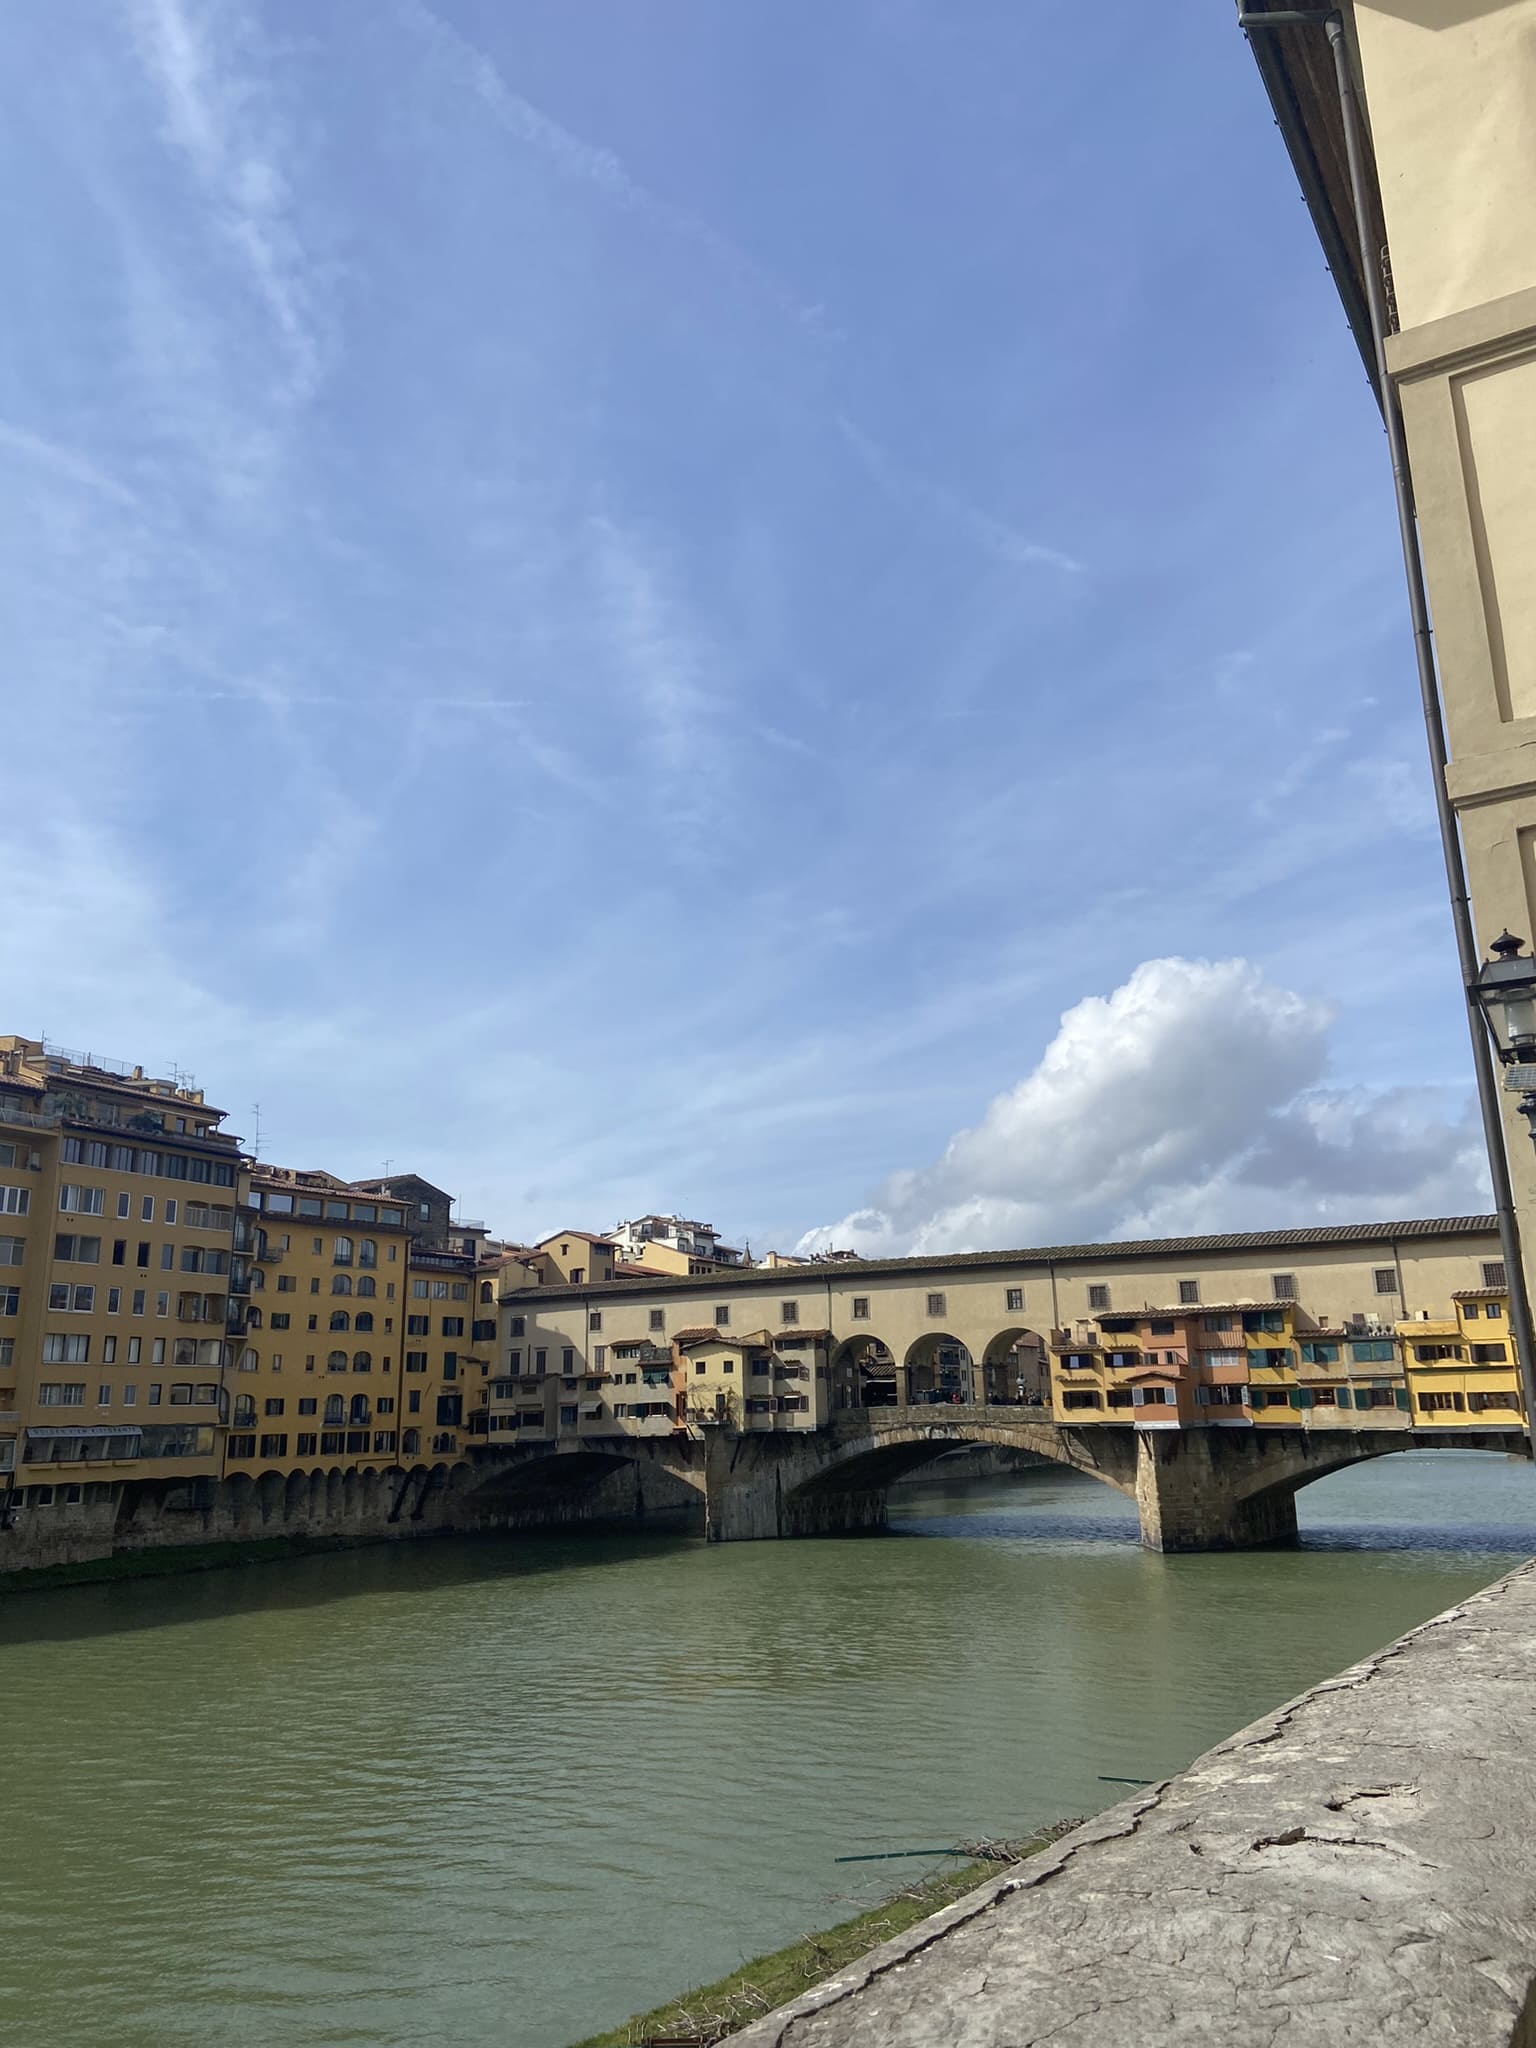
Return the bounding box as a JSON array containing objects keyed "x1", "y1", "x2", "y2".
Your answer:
[
  {"x1": 1395, "y1": 1387, "x2": 1411, "y2": 1411},
  {"x1": 1289, "y1": 1388, "x2": 1302, "y2": 1409},
  {"x1": 1336, "y1": 1386, "x2": 1352, "y2": 1409},
  {"x1": 1298, "y1": 1388, "x2": 1314, "y2": 1409}
]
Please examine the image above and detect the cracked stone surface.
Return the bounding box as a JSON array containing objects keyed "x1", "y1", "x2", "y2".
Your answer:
[{"x1": 721, "y1": 1562, "x2": 1536, "y2": 2047}]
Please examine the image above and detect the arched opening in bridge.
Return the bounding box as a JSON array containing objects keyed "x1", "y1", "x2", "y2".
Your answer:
[
  {"x1": 980, "y1": 1328, "x2": 1049, "y2": 1408},
  {"x1": 830, "y1": 1336, "x2": 899, "y2": 1409},
  {"x1": 782, "y1": 1415, "x2": 1140, "y2": 1533},
  {"x1": 904, "y1": 1333, "x2": 975, "y2": 1406}
]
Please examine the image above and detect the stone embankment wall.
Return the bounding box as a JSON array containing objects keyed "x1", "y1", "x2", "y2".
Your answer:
[
  {"x1": 723, "y1": 1561, "x2": 1536, "y2": 2048},
  {"x1": 0, "y1": 1454, "x2": 703, "y2": 1575}
]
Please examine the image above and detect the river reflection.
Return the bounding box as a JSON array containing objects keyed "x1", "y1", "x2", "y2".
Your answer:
[{"x1": 2, "y1": 1450, "x2": 1532, "y2": 2048}]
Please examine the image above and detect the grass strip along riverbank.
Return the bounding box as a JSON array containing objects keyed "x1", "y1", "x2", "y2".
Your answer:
[{"x1": 570, "y1": 1825, "x2": 1080, "y2": 2048}]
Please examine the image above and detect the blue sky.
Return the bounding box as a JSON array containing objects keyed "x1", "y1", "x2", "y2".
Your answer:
[{"x1": 0, "y1": 0, "x2": 1490, "y2": 1252}]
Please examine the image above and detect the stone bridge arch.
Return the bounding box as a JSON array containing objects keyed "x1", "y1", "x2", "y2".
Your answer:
[
  {"x1": 456, "y1": 1438, "x2": 708, "y2": 1534},
  {"x1": 702, "y1": 1407, "x2": 1142, "y2": 1542}
]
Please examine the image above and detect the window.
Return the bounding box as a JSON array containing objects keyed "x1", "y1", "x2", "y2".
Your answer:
[
  {"x1": 406, "y1": 1315, "x2": 429, "y2": 1337},
  {"x1": 42, "y1": 1335, "x2": 90, "y2": 1363},
  {"x1": 37, "y1": 1383, "x2": 86, "y2": 1406},
  {"x1": 147, "y1": 1382, "x2": 161, "y2": 1404},
  {"x1": 354, "y1": 1312, "x2": 375, "y2": 1334},
  {"x1": 151, "y1": 1337, "x2": 166, "y2": 1363},
  {"x1": 510, "y1": 1316, "x2": 525, "y2": 1337},
  {"x1": 0, "y1": 1288, "x2": 18, "y2": 1317},
  {"x1": 136, "y1": 1242, "x2": 150, "y2": 1268},
  {"x1": 432, "y1": 1281, "x2": 448, "y2": 1301},
  {"x1": 53, "y1": 1234, "x2": 101, "y2": 1264},
  {"x1": 353, "y1": 1351, "x2": 372, "y2": 1373},
  {"x1": 0, "y1": 1185, "x2": 29, "y2": 1216},
  {"x1": 259, "y1": 1434, "x2": 288, "y2": 1458},
  {"x1": 1005, "y1": 1287, "x2": 1024, "y2": 1314},
  {"x1": 1177, "y1": 1280, "x2": 1200, "y2": 1305},
  {"x1": 324, "y1": 1395, "x2": 345, "y2": 1424},
  {"x1": 779, "y1": 1301, "x2": 800, "y2": 1326},
  {"x1": 926, "y1": 1293, "x2": 946, "y2": 1317},
  {"x1": 1271, "y1": 1274, "x2": 1297, "y2": 1300},
  {"x1": 1483, "y1": 1261, "x2": 1508, "y2": 1290},
  {"x1": 48, "y1": 1283, "x2": 95, "y2": 1313},
  {"x1": 329, "y1": 1311, "x2": 351, "y2": 1332},
  {"x1": 849, "y1": 1297, "x2": 870, "y2": 1321},
  {"x1": 264, "y1": 1397, "x2": 285, "y2": 1416},
  {"x1": 1088, "y1": 1284, "x2": 1111, "y2": 1311},
  {"x1": 441, "y1": 1317, "x2": 464, "y2": 1338},
  {"x1": 269, "y1": 1312, "x2": 291, "y2": 1330},
  {"x1": 358, "y1": 1239, "x2": 377, "y2": 1267},
  {"x1": 472, "y1": 1319, "x2": 495, "y2": 1341},
  {"x1": 58, "y1": 1184, "x2": 104, "y2": 1215},
  {"x1": 333, "y1": 1236, "x2": 353, "y2": 1265},
  {"x1": 1487, "y1": 1301, "x2": 1504, "y2": 1319},
  {"x1": 161, "y1": 1243, "x2": 175, "y2": 1270},
  {"x1": 649, "y1": 1310, "x2": 665, "y2": 1332},
  {"x1": 103, "y1": 1336, "x2": 117, "y2": 1363},
  {"x1": 327, "y1": 1351, "x2": 347, "y2": 1373},
  {"x1": 534, "y1": 1349, "x2": 547, "y2": 1374},
  {"x1": 405, "y1": 1351, "x2": 428, "y2": 1373},
  {"x1": 117, "y1": 1193, "x2": 130, "y2": 1219},
  {"x1": 331, "y1": 1274, "x2": 352, "y2": 1296},
  {"x1": 1471, "y1": 1343, "x2": 1509, "y2": 1364},
  {"x1": 1374, "y1": 1267, "x2": 1398, "y2": 1295},
  {"x1": 589, "y1": 1311, "x2": 603, "y2": 1332}
]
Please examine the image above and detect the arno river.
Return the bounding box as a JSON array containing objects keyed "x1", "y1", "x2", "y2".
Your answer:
[{"x1": 4, "y1": 1453, "x2": 1535, "y2": 2048}]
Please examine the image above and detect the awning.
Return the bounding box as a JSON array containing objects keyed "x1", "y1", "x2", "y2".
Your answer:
[
  {"x1": 581, "y1": 1403, "x2": 603, "y2": 1416},
  {"x1": 25, "y1": 1424, "x2": 142, "y2": 1440}
]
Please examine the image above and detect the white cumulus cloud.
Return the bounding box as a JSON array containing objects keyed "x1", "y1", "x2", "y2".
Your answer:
[{"x1": 795, "y1": 957, "x2": 1491, "y2": 1257}]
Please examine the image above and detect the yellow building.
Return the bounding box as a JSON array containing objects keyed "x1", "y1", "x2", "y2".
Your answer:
[
  {"x1": 1401, "y1": 1286, "x2": 1525, "y2": 1429},
  {"x1": 0, "y1": 1037, "x2": 244, "y2": 1560},
  {"x1": 231, "y1": 1168, "x2": 416, "y2": 1480}
]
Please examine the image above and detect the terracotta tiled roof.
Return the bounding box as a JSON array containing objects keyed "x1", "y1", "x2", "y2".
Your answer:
[{"x1": 504, "y1": 1218, "x2": 1498, "y2": 1302}]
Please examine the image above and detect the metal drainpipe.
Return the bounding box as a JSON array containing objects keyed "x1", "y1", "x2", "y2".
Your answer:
[{"x1": 1243, "y1": 6, "x2": 1536, "y2": 1452}]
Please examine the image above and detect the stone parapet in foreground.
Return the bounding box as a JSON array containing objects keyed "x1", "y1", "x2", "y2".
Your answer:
[{"x1": 724, "y1": 1561, "x2": 1536, "y2": 2046}]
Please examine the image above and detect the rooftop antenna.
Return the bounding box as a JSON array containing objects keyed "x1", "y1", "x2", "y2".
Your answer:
[
  {"x1": 251, "y1": 1102, "x2": 263, "y2": 1159},
  {"x1": 381, "y1": 1158, "x2": 394, "y2": 1178}
]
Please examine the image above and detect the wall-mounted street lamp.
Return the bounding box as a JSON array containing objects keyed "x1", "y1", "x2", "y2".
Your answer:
[
  {"x1": 1469, "y1": 933, "x2": 1536, "y2": 1449},
  {"x1": 1472, "y1": 933, "x2": 1536, "y2": 1139}
]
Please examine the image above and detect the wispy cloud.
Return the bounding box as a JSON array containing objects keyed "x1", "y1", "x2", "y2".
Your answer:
[
  {"x1": 838, "y1": 414, "x2": 1083, "y2": 574},
  {"x1": 125, "y1": 0, "x2": 330, "y2": 401},
  {"x1": 397, "y1": 0, "x2": 837, "y2": 339},
  {"x1": 0, "y1": 420, "x2": 142, "y2": 508}
]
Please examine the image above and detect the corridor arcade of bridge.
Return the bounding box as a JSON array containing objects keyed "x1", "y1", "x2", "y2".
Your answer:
[{"x1": 492, "y1": 1214, "x2": 1519, "y2": 1450}]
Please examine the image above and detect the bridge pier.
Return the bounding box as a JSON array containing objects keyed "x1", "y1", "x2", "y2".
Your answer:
[{"x1": 1134, "y1": 1430, "x2": 1301, "y2": 1552}]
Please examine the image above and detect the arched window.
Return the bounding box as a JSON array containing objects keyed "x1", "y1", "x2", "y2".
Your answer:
[
  {"x1": 327, "y1": 1350, "x2": 347, "y2": 1373},
  {"x1": 240, "y1": 1347, "x2": 259, "y2": 1373},
  {"x1": 333, "y1": 1236, "x2": 353, "y2": 1266},
  {"x1": 353, "y1": 1312, "x2": 374, "y2": 1334},
  {"x1": 331, "y1": 1274, "x2": 352, "y2": 1296},
  {"x1": 480, "y1": 1281, "x2": 493, "y2": 1304},
  {"x1": 324, "y1": 1394, "x2": 344, "y2": 1423},
  {"x1": 358, "y1": 1239, "x2": 377, "y2": 1268},
  {"x1": 402, "y1": 1428, "x2": 420, "y2": 1455},
  {"x1": 233, "y1": 1395, "x2": 255, "y2": 1426},
  {"x1": 352, "y1": 1350, "x2": 372, "y2": 1373},
  {"x1": 349, "y1": 1393, "x2": 369, "y2": 1424},
  {"x1": 245, "y1": 1306, "x2": 262, "y2": 1328},
  {"x1": 330, "y1": 1310, "x2": 350, "y2": 1333},
  {"x1": 249, "y1": 1267, "x2": 265, "y2": 1291},
  {"x1": 355, "y1": 1274, "x2": 376, "y2": 1298}
]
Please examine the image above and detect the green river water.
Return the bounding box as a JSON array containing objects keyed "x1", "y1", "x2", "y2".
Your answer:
[{"x1": 3, "y1": 1450, "x2": 1534, "y2": 2048}]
